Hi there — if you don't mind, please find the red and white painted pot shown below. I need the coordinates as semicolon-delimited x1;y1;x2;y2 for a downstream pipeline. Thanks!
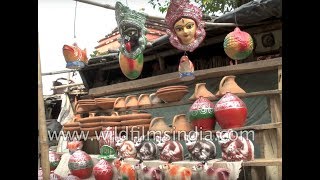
93;159;114;180
189;96;215;130
68;150;93;179
38;168;62;180
49;149;61;171
214;92;247;129
63;174;81;180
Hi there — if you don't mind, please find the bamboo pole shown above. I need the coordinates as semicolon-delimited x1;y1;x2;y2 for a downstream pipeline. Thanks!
38;40;50;179
74;0;237;27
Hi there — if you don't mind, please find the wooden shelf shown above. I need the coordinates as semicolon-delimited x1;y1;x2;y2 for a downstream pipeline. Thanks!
89;58;282;97
76;89;282;114
119;158;282;168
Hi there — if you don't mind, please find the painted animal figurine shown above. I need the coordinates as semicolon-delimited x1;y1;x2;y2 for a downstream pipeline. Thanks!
185;132;216;161
134;159;163;180
134;135;159;160
192;161;230;180
216;131;254;161
114;157;136;180
159;159;192;180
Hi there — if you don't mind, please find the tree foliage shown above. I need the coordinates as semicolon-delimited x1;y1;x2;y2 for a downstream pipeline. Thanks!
148;0;246;16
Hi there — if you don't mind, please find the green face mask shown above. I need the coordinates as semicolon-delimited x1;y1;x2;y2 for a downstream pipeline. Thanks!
115;2;147;59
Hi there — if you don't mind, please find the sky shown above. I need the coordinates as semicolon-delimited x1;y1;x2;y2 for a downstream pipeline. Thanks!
38;0;165;95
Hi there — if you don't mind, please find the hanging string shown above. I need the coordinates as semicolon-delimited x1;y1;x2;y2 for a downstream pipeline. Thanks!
73;1;78;39
184;51;188;56
234;0;238;26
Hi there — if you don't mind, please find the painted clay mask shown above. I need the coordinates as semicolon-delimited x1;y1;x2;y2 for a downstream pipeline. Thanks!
165;0;205;52
174;18;197;45
115;1;147;59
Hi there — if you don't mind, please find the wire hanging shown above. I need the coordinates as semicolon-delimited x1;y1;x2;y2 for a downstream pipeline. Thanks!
73;1;78;40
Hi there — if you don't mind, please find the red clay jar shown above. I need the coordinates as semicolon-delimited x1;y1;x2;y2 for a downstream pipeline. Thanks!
214;92;247;129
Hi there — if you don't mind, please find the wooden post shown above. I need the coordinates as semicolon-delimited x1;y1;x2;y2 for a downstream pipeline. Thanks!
38;41;50;179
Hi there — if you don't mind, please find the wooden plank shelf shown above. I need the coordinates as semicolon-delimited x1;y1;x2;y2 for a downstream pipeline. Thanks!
119;158;282;168
89;58;282;97
211;122;282;133
76;89;282;114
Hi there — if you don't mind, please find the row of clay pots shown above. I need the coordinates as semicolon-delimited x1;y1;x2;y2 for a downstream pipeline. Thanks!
188;75;246;100
148;114;192;133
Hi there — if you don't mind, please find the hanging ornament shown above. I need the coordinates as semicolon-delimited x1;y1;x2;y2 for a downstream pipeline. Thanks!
62;43;88;69
223;27;254;60
119;52;144;79
165;0;205;52
115;1;147;59
178;55;194;81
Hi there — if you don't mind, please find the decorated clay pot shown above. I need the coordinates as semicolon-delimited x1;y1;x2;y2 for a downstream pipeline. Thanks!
214;92;247;129
118;140;137;159
93;159;114;180
178;55;194;81
136;140;159;160
189;97;215;130
99;127;117;150
67;138;83;154
68;150;93;179
49;149;61;171
217;132;254;161
38;168;62;180
63;174;81;180
185;132;216;161
224;27;254;60
119;52;144;80
159;140;184;162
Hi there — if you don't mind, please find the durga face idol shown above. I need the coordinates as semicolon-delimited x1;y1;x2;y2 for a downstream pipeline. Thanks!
174;18;197;45
165;0;206;52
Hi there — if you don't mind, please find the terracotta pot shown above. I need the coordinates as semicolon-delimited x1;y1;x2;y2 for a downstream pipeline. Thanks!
49;149;61;171
188;96;216;131
125;95;138;108
157;85;188;92
214;92;247;129
99;127;117;149
93;159;114;180
159;141;184;161
156;89;189;103
67;138;83;154
68;150;93;179
189;83;215;100
114;97;126;109
120;113;152;120
149;93;163;104
172;114;192;132
149;117;172;133
216;75;246;96
120;119;151;126
138;94;151;106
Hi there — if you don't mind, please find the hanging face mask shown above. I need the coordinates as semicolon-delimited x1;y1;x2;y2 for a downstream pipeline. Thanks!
165;0;206;52
115;1;147;59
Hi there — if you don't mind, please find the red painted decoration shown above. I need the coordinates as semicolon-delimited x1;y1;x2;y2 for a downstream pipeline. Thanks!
68;150;93;179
